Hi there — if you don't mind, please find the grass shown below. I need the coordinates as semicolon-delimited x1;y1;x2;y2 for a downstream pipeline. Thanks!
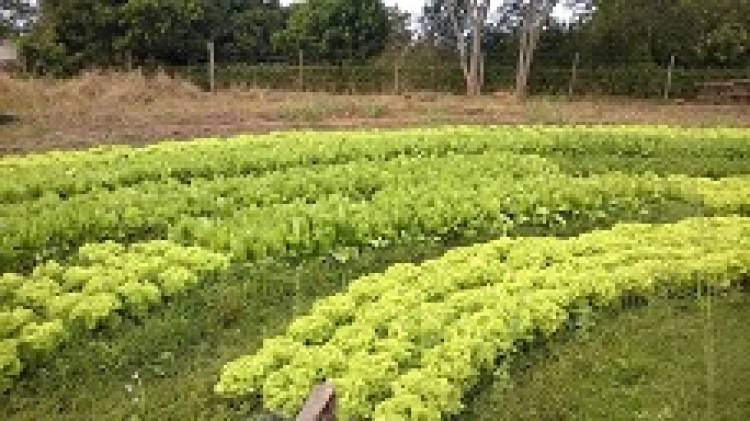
460;289;750;421
275;99;389;122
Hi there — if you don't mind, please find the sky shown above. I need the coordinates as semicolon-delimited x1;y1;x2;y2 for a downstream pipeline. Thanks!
22;0;571;19
281;1;574;23
384;0;430;16
21;0;571;23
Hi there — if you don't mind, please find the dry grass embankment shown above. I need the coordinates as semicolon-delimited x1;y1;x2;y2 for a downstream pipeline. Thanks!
1;70;749;155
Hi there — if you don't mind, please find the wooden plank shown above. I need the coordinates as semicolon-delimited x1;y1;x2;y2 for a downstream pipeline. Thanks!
696;77;750;104
700;81;734;88
297;382;336;421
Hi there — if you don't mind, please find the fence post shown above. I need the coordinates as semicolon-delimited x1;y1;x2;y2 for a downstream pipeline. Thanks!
349;65;355;95
664;54;675;100
479;53;485;94
568;52;580;98
126;51;133;72
207;41;215;93
394;59;400;95
298;49;304;92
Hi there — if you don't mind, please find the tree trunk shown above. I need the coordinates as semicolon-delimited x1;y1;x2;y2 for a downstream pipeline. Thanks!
516;29;528;99
515;3;534;99
449;0;488;97
449;0;470;95
470;1;482;96
516;0;544;100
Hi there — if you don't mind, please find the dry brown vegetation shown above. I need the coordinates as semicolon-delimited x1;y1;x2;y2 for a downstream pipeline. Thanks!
1;70;749;156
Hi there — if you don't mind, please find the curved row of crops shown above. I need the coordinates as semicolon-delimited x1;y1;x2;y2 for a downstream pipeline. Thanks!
0;151;554;272
215;217;750;419
2;126;749;204
4;145;750;274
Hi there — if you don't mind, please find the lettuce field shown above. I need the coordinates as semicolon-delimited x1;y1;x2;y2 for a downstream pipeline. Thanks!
1;126;749;420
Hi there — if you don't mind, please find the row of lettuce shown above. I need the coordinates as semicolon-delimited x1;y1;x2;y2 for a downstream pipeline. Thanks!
2;126;749;204
3;147;750;274
0;151;553;272
0;241;229;391
214;217;750;419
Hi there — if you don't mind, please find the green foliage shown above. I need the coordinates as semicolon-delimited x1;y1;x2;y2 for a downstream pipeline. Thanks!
579;0;750;67
273;0;389;63
216;217;750;418
18;320;66;353
213;0;288;63
698;22;750;65
18;0;124;75
0;308;35;338
18;0;288;75
120;0;206;65
0;339;22;392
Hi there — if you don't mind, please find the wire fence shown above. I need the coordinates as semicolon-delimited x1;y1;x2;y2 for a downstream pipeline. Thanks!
167;49;750;100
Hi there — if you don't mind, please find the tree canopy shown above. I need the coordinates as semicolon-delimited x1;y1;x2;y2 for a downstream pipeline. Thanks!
272;0;390;63
19;0;290;74
12;0;750;76
580;0;750;67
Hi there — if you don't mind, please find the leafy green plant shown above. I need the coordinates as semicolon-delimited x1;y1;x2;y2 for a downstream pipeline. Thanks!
0;241;229;389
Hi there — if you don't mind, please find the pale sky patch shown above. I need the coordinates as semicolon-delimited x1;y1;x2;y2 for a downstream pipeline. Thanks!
280;1;573;22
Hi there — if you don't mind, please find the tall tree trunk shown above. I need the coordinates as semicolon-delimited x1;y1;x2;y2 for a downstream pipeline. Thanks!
449;0;471;95
449;0;488;96
516;0;548;100
516;28;528;99
516;1;537;99
470;1;482;96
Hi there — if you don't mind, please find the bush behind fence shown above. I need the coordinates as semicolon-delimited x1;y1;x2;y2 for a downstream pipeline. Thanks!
174;62;750;99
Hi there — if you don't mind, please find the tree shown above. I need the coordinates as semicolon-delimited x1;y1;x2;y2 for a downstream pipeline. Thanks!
691;0;750;66
441;0;490;96
19;0;290;74
224;0;288;62
273;0;390;63
120;0;206;65
420;0;460;48
19;0;126;74
579;0;750;67
1;0;39;37
426;0;587;96
384;5;412;51
198;0;287;63
512;0;555;99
